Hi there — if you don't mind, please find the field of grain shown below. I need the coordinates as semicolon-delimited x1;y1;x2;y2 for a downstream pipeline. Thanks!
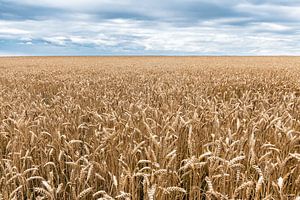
0;57;300;199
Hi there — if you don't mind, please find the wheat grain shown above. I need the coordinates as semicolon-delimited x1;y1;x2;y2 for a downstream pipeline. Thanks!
1;57;299;200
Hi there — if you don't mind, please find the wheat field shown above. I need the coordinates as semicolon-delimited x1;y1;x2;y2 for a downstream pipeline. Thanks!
0;56;300;200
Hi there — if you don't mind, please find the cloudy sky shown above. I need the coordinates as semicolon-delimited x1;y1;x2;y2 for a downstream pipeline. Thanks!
0;0;300;55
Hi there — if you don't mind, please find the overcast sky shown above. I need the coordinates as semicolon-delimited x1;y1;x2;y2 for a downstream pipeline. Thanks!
0;0;300;55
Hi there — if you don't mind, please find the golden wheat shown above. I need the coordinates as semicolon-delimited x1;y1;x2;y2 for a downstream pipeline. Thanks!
0;56;299;199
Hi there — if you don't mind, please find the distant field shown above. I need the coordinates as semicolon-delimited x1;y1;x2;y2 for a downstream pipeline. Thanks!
0;57;300;199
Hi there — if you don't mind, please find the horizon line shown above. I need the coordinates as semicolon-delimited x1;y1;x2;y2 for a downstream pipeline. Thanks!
1;55;300;58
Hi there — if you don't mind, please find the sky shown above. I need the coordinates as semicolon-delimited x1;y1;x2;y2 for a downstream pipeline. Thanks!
0;0;300;56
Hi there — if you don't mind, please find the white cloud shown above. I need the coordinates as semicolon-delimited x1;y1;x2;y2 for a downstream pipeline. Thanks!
69;35;118;46
1;0;300;55
43;36;68;46
2;17;299;55
0;27;30;35
256;22;292;32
